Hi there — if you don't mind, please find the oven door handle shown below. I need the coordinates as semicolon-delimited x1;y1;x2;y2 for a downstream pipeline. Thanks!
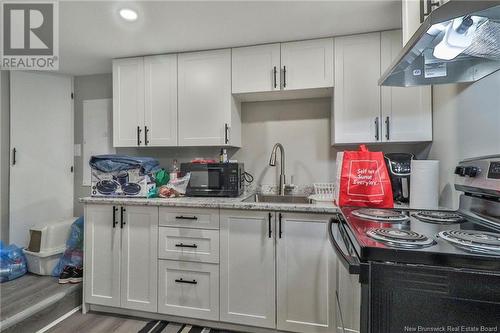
328;216;361;275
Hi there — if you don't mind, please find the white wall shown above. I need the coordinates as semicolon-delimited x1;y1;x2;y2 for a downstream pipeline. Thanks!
429;72;500;209
234;98;335;185
0;71;10;243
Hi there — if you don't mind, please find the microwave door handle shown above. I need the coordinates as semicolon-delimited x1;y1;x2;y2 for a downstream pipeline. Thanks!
328;217;360;275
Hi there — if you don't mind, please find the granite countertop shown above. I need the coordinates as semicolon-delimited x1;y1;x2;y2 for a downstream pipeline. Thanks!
79;192;340;214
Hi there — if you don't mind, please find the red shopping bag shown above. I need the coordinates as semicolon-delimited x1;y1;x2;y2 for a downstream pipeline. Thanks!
334;145;394;208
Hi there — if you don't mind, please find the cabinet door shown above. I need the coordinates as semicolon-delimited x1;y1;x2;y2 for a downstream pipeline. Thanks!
220;210;276;328
144;55;178;146
232;43;281;94
113;58;145;147
281;38;334;90
84;204;121;307
178;49;232;146
120;206;158;312
333;33;381;144
381;30;432;143
276;213;335;333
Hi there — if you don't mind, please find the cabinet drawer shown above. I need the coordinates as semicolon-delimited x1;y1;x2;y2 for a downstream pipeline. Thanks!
158;260;219;321
158;227;219;263
159;207;219;229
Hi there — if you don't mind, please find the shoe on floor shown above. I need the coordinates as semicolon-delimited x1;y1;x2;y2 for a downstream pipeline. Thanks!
69;267;83;284
58;266;74;284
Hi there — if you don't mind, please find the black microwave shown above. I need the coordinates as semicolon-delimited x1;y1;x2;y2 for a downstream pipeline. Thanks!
180;163;244;197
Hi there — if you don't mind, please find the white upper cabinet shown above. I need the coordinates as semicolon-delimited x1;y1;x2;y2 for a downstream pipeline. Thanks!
113;55;178;147
332;30;432;145
281;38;334;90
333;32;382;145
178;49;241;147
113;57;145;147
380;30;432;143
232;43;281;94
231;39;333;101
144;55;178;146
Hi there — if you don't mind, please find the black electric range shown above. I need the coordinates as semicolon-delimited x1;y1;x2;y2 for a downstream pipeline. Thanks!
338;204;500;271
329;155;500;333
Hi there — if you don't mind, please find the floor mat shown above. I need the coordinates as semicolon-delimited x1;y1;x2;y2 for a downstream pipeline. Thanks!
138;320;234;333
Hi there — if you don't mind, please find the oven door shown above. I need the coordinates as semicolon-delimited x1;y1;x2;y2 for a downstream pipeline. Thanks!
329;215;369;333
188;166;223;194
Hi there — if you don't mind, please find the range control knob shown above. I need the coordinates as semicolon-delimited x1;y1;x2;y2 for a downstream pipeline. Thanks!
454;166;466;177
464;166;479;177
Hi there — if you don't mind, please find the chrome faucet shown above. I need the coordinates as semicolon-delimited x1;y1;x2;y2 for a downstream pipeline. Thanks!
269;143;287;195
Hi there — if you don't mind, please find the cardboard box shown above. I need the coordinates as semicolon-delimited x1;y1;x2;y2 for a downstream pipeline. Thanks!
90;168;155;197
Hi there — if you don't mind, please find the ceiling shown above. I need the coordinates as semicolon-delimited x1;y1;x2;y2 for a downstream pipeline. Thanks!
59;1;402;75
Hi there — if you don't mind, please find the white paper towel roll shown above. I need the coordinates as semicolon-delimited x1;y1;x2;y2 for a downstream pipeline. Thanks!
410;160;440;209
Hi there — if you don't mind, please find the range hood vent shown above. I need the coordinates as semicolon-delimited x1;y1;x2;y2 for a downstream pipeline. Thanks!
380;1;500;87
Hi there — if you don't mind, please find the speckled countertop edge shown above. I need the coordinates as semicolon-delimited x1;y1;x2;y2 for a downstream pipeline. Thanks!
79;191;340;214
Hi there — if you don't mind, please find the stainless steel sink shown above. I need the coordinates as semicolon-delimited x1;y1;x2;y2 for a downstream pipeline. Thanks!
243;193;312;204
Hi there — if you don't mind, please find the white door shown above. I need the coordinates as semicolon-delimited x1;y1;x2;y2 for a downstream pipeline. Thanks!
178;49;232;146
276;213;335;333
113;57;145;147
381;30;432;143
84;204;121;307
232;43;281;94
9;71;74;247
333;33;381;144
120;205;158;312
144;55;178;146
220;210;276;328
281;38;334;90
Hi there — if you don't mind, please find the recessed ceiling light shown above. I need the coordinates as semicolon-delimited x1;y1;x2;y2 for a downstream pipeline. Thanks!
119;8;138;21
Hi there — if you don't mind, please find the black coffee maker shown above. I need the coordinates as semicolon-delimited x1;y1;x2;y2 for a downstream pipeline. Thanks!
384;153;414;203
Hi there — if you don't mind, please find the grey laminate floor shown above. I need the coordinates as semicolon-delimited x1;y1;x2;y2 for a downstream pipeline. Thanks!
47;311;150;333
0;273;80;322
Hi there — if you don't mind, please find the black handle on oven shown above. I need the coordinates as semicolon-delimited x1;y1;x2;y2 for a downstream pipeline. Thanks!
328;215;360;275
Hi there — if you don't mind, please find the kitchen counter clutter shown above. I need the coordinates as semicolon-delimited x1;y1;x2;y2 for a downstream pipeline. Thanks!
80;191;339;214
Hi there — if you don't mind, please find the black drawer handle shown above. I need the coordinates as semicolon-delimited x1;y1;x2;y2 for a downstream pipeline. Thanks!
175;243;198;248
175;278;197;285
175;215;198;220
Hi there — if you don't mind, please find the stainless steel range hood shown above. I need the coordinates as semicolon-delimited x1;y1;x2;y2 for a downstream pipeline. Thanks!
380;1;500;87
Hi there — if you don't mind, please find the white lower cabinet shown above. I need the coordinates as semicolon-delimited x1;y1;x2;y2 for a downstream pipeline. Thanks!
120;206;158;312
158;227;219;263
220;210;336;333
84;204;158;312
84;205;158;312
84;204;121;307
219;210;276;328
158;260;219;321
277;213;336;333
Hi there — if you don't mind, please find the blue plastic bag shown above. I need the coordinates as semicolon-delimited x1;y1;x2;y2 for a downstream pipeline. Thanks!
52;216;84;277
0;241;28;283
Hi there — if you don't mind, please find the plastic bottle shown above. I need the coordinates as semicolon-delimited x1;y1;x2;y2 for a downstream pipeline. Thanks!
222;149;228;163
170;159;179;180
219;149;224;163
